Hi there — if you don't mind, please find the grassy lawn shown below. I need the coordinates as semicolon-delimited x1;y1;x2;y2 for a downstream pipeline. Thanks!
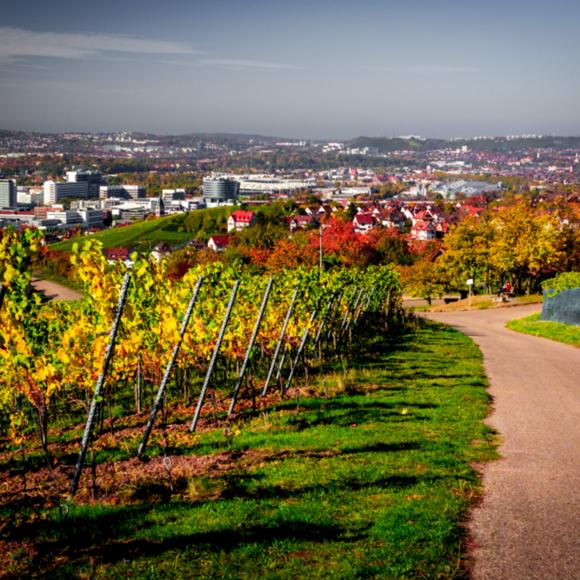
1;320;497;578
507;313;580;347
49;215;191;252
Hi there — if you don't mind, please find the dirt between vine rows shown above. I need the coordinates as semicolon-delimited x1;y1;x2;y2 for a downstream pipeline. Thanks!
0;399;340;577
0;384;338;511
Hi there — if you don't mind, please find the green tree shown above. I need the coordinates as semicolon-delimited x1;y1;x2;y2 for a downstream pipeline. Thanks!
439;216;495;292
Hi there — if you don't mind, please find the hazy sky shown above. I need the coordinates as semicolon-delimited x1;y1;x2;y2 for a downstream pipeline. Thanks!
1;0;579;138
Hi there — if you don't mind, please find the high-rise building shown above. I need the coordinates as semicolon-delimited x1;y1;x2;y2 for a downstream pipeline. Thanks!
0;179;17;209
66;169;104;198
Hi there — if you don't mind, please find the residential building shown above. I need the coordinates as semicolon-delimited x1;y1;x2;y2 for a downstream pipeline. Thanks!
289;214;318;231
227;210;256;232
411;220;437;240
207;235;232;252
353;213;376;233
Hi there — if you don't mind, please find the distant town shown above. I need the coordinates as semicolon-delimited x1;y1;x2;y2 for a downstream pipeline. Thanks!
0;130;578;262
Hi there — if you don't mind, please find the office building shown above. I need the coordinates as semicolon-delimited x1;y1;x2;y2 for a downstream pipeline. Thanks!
0;179;17;209
202;177;239;204
99;184;146;200
43;180;90;205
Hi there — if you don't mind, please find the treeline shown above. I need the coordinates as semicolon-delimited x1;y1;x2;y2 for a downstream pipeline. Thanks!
402;199;579;299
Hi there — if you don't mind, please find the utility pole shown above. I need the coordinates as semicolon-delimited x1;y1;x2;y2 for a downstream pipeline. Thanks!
319;224;323;280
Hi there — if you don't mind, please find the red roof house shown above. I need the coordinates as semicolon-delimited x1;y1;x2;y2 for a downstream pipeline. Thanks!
207;235;232;252
227;210;256;232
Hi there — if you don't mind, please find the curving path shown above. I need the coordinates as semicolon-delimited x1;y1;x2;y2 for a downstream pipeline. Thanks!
424;305;580;580
31;278;81;301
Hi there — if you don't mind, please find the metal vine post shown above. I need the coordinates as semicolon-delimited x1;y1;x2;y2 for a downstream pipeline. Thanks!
190;280;240;432
274;349;287;386
354;286;376;325
137;277;204;458
262;283;300;397
342;287;365;338
339;287;359;334
228;277;273;417
136;352;142;414
261;283;300;397
284;309;317;394
320;289;343;350
70;272;131;498
312;293;336;350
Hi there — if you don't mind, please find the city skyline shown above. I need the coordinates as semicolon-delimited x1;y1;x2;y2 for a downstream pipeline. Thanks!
1;0;579;139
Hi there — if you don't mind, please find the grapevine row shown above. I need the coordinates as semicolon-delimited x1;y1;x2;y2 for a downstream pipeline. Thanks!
0;227;402;498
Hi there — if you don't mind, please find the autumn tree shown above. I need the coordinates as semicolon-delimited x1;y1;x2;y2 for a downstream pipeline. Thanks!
488;202;565;293
438;215;495;292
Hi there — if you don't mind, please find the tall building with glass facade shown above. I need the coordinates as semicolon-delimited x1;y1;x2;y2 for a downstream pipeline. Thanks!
0;179;17;209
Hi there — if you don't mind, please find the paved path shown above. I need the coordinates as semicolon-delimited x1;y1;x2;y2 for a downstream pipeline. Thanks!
424;305;580;580
31;278;81;301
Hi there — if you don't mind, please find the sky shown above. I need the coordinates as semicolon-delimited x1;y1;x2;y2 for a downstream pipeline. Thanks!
0;0;579;139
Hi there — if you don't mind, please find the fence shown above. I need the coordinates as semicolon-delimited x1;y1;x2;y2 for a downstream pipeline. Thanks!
541;288;580;326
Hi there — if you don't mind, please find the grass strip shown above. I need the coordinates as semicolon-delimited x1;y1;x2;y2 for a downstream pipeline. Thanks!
49;215;186;252
506;313;580;347
2;319;497;578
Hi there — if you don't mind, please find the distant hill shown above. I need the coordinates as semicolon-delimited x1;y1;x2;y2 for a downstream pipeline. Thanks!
2;129;580;153
346;135;580;153
157;132;283;148
346;137;443;152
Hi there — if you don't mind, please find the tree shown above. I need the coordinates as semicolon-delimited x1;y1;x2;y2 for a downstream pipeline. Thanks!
346;202;358;220
398;258;446;304
439;215;494;292
488;202;565;293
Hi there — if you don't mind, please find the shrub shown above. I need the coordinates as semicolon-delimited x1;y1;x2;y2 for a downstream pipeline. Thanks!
542;272;580;297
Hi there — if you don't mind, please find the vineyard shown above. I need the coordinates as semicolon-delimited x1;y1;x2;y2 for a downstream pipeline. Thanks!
0;226;401;503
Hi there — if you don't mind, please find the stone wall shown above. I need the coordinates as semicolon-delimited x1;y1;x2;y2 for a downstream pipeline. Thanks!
541;288;580;326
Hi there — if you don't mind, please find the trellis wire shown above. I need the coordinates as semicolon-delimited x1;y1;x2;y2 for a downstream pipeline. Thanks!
190;280;240;432
138;277;204;458
70;271;131;497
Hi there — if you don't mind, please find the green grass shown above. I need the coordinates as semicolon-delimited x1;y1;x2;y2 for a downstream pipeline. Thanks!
507;313;580;347
49;215;191;252
2;320;497;578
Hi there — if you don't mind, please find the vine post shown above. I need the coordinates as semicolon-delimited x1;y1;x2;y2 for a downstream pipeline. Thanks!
190;280;240;432
261;283;300;397
228;277;273;417
138;277;204;458
70;271;131;498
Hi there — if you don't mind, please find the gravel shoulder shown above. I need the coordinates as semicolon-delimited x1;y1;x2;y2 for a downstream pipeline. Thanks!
423;304;580;579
